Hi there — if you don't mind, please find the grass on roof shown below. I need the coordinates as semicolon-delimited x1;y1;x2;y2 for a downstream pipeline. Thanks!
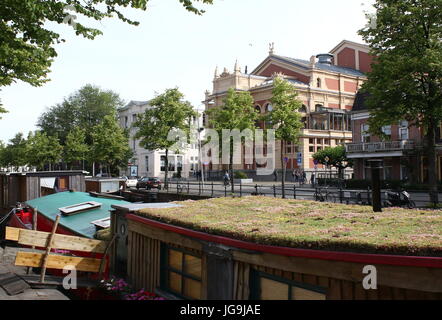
136;196;442;257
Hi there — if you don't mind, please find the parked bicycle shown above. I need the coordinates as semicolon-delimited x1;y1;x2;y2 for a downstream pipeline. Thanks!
314;187;337;203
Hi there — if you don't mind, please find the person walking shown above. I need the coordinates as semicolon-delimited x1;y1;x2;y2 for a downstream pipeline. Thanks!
273;170;278;182
223;171;230;186
292;169;296;183
302;171;307;185
310;172;316;187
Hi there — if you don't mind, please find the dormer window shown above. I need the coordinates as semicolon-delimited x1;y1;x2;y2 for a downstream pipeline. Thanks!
317;78;321;88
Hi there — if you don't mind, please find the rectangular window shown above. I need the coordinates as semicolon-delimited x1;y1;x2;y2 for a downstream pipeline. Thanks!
168;156;176;172
317;138;323;145
383;158;393;180
361;124;370;143
132;114;137;123
309;146;314;153
160;156;166;172
161;245;202;300
145;156;149;172
309;138;315;145
317;146;322;152
324;139;330;145
251;271;326;300
399;120;409;140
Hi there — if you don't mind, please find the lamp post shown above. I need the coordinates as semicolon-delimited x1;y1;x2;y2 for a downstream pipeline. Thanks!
325;156;329;186
368;159;383;212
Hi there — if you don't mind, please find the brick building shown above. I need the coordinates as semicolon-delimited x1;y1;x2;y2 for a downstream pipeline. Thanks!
346;92;438;184
204;40;372;177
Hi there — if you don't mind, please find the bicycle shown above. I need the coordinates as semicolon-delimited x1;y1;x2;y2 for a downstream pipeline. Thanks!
315;187;337;203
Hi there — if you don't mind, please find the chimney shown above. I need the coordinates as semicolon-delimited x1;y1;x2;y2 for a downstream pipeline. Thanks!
316;53;333;65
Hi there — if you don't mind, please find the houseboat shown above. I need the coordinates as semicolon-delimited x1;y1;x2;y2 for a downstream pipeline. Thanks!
109;197;442;300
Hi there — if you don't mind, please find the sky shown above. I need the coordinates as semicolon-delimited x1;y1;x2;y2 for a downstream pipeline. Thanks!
0;0;375;143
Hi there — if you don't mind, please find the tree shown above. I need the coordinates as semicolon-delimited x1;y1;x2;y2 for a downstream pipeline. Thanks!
312;145;353;180
0;133;29;171
90;115;132;176
64;127;89;169
38;84;123;145
359;0;442;204
266;76;303;198
134;88;196;188
0;0;214;88
26;131;63;170
207;88;258;193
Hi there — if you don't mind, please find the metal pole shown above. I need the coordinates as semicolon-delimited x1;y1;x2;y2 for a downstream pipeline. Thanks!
293;185;296;199
273;184;276;198
240;180;242;197
369;160;383;212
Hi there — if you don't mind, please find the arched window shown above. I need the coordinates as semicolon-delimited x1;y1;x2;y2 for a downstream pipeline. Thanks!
255;105;261;114
300;104;307;113
265;103;273;112
317;78;321;88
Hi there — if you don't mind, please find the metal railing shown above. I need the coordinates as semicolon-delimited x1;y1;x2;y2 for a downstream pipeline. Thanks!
134;179;440;208
345;140;415;153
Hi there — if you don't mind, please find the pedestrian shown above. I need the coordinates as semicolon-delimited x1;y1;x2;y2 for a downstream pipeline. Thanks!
302;171;307;185
295;170;300;184
292;169;296;183
223;171;230;186
310;172;316;186
273;170;278;182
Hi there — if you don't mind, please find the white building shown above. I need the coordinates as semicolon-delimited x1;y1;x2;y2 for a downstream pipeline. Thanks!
118;100;204;179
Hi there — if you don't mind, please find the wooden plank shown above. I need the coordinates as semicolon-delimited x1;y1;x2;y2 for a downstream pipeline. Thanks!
5;227;20;241
128;220;202;252
232;250;442;293
15;251;102;273
11;227;107;253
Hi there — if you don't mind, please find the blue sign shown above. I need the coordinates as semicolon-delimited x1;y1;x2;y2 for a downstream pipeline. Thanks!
313;159;319;165
297;152;302;164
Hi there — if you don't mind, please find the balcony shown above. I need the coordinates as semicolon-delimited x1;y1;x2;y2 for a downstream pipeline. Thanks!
345;140;415;154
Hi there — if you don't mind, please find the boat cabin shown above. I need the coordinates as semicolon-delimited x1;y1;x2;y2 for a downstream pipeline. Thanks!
0;171;87;209
109;197;442;300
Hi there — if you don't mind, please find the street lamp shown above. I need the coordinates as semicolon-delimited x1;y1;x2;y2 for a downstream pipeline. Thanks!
325;156;330;186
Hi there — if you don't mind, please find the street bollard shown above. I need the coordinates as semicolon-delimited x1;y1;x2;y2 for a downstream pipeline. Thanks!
293;185;296;199
211;181;214;197
273;185;276;198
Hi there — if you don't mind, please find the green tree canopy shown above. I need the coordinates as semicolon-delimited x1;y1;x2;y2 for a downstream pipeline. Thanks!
38;84;124;145
359;0;442;203
90;115;133;175
26;131;63;170
207;88;258;191
0;0;214;88
0;133;29;170
134;88;196;187
64;127;89;169
266;76;303;197
312;145;353;179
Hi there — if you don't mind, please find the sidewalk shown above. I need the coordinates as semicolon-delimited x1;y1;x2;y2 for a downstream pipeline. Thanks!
0;246;69;300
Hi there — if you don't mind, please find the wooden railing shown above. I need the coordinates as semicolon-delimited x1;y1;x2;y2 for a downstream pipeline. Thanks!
345;140;415;153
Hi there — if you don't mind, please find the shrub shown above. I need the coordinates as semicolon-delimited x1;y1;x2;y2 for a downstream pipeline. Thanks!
234;171;248;179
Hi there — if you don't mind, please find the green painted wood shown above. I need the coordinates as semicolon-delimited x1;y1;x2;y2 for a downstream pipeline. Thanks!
26;192;130;238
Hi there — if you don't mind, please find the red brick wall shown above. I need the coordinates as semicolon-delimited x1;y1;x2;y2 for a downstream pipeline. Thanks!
337;48;356;69
358;51;373;73
344;81;357;93
325;78;339;91
259;64;310;84
328;103;340;109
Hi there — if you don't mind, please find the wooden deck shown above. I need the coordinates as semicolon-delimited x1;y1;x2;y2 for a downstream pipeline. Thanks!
0;246;69;300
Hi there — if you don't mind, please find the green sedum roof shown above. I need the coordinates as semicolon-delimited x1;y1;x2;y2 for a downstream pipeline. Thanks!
136;196;442;256
26;191;129;238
